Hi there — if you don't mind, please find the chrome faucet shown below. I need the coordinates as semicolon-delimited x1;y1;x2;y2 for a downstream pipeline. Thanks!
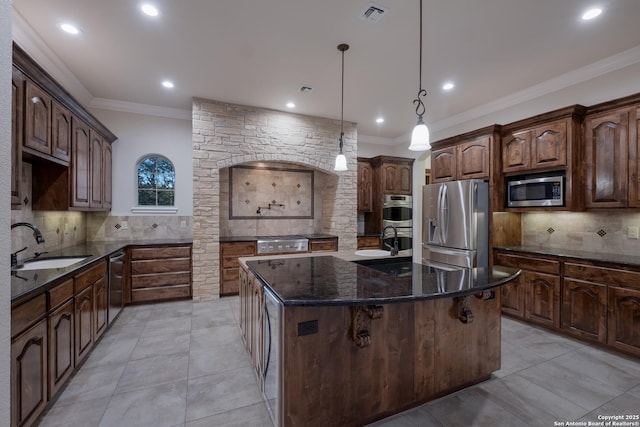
11;222;45;268
381;225;399;256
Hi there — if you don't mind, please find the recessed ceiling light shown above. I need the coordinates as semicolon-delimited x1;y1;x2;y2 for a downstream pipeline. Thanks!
442;82;455;91
286;102;296;108
582;7;602;20
59;23;80;35
161;80;174;89
141;3;159;17
376;117;384;124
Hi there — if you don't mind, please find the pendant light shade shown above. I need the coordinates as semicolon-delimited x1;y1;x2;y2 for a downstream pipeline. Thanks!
409;0;431;151
334;43;349;171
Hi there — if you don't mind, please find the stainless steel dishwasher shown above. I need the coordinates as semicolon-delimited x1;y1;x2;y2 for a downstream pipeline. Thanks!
108;250;125;324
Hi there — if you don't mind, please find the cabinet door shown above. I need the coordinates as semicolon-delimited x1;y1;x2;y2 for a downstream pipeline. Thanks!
584;109;630;208
630;106;640;207
11;67;25;209
24;80;52;156
11;319;48;427
74;285;94;364
90;130;104;208
457;137;490;180
382;163;399;193
94;276;108;340
51;101;72;163
357;160;373;212
102;142;113;210
71;118;91;208
397;164;412;193
501;272;525;318
502;130;531;173
561;278;607;343
608;286;640;357
48;299;74;398
531;121;567;170
524;271;560;328
431;147;456;182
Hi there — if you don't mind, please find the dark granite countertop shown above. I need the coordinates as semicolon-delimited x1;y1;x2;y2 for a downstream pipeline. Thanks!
220;234;337;242
494;245;640;268
11;239;192;304
246;256;520;307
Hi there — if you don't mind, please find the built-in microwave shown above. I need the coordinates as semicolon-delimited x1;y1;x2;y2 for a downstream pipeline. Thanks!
507;175;564;207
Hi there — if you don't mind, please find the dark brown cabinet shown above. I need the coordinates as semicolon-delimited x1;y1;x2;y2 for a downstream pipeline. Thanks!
11;67;25;209
47;279;74;399
494;251;560;328
89;130;104;208
74;261;107;364
357;159;373;212
357;235;381;249
238;264;264;391
24;80;53;158
562;278;607;343
308;237;338;252
103;142;113;210
129;245;193;303
608;286;640;357
502;120;568;174
51;101;72;163
11;319;48;427
583;107;633;208
94;276;108;340
71;118;91;208
431;135;491;183
74;285;94;364
220;242;257;296
378;160;412;194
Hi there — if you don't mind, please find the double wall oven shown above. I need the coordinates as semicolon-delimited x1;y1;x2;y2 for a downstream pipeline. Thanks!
382;194;413;255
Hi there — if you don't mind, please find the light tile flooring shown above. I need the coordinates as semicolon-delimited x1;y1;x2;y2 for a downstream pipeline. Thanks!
38;298;640;427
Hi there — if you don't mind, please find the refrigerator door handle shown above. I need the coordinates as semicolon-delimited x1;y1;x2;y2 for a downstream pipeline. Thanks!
439;184;449;244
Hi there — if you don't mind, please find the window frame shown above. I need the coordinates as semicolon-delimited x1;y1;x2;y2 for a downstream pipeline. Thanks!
132;154;178;214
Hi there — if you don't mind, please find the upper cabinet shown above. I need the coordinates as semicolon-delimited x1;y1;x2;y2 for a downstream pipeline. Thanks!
11;67;25;209
431;127;499;183
371;156;414;195
500;106;586;211
357;158;373;212
583;95;640;209
12;43;117;211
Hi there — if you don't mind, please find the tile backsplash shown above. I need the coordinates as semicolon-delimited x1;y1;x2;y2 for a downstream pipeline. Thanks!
522;212;640;254
86;212;192;241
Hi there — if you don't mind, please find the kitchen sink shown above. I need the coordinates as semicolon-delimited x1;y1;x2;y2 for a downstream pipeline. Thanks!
354;249;391;257
15;256;92;271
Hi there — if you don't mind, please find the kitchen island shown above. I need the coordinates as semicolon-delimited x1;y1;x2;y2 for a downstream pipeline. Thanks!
239;254;520;427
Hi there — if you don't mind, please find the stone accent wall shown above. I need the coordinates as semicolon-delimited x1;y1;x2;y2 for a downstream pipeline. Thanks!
192;98;358;301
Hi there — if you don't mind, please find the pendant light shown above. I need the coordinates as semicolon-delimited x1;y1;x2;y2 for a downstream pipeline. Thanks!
334;43;349;171
408;0;431;151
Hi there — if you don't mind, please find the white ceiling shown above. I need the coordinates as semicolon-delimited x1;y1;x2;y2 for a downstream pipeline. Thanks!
11;0;640;144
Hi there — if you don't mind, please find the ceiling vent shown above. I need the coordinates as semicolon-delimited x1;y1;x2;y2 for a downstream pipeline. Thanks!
359;2;389;23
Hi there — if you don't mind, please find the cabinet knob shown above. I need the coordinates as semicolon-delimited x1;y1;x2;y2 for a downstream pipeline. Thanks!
31;96;42;104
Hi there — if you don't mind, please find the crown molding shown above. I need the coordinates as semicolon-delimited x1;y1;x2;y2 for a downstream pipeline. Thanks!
89;98;192;121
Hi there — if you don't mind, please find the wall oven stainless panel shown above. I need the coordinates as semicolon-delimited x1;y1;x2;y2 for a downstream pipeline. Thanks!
507;175;564;207
383;194;413;224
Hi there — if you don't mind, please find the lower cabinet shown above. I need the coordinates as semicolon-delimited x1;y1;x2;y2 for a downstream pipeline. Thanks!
308;237;338;252
561;278;607;343
129;245;193;303
11;319;48;427
494;252;561;328
239;264;264;390
47;278;75;399
94;275;108;340
357;235;381;250
221;242;256;297
608;286;640;356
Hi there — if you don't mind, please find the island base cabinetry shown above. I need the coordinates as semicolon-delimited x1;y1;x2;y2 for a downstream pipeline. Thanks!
240;263;502;427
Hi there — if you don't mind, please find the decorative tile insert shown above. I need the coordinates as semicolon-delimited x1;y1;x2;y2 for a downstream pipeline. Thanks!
114;223;121;229
547;227;555;234
597;229;607;237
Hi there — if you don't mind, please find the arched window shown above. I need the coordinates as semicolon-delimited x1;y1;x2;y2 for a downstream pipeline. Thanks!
137;155;175;206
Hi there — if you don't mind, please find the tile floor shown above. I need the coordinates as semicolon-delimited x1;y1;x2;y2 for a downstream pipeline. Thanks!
38;298;640;427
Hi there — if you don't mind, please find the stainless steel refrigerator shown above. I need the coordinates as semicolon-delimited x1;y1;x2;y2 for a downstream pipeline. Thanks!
422;179;489;268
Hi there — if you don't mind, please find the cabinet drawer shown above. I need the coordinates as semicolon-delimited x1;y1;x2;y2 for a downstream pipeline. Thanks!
222;267;240;282
11;294;46;338
131;258;191;275
221;279;240;296
494;252;560;275
131;272;191;289
130;246;191;260
48;279;74;311
221;255;244;269
309;239;338;252
565;262;640;290
357;236;381;249
74;260;106;292
221;242;256;257
131;285;191;303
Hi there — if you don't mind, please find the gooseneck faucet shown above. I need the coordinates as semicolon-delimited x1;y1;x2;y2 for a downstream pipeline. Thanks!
381;225;399;256
10;222;45;268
